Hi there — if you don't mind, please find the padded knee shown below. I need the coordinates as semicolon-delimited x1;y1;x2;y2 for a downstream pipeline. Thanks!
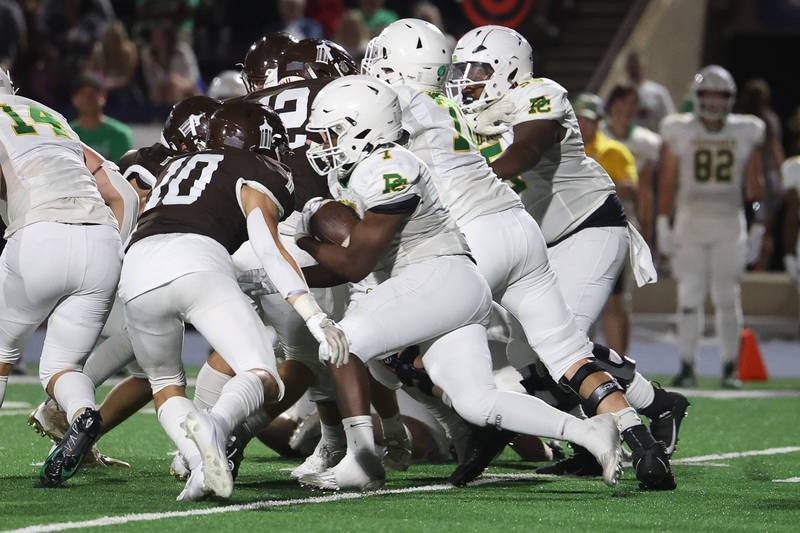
518;361;581;412
592;343;636;388
558;360;624;417
446;387;496;428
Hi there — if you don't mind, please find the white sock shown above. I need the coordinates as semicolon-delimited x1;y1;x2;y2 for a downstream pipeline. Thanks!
614;406;644;432
320;421;346;450
83;334;135;387
53;371;96;423
210;371;264;437
158;396;201;469
193;363;232;411
342;415;376;455
380;413;404;438
625;372;656;410
0;375;7;408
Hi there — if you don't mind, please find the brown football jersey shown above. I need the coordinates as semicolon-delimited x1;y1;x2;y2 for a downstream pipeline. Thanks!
129;147;295;254
118;143;178;188
239;77;332;210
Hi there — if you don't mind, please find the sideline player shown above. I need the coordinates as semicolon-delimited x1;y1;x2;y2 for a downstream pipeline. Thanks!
657;65;765;388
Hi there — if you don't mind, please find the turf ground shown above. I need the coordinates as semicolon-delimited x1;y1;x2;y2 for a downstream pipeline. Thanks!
2;379;800;532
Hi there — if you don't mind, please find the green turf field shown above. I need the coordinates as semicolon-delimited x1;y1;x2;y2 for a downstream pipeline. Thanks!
2;379;800;532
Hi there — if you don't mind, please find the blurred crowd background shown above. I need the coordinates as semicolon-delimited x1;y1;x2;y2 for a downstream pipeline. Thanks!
2;0;800;275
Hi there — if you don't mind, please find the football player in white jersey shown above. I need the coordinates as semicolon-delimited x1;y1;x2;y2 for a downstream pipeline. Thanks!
0;69;138;486
447;26;686;489
657;65;765;388
295;75;623;491
781;156;800;284
362;18;673;489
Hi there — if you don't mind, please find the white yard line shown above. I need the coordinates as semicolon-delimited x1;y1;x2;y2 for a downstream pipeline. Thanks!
4;446;800;533
773;477;800;483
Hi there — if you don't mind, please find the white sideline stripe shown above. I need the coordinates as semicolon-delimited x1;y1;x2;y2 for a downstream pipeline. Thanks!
8;376;199;387
0;410;30;417
773;477;800;483
0;401;32;409
5;446;800;533
671;446;800;464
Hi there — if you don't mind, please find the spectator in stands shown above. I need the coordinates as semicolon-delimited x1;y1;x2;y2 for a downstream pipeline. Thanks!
574;93;639;355
625;51;675;132
0;0;27;70
135;0;199;43
334;9;370;62
359;0;398;36
278;0;323;40
308;0;345;38
603;84;662;244
412;1;456;49
70;73;133;162
140;22;200;108
87;22;138;91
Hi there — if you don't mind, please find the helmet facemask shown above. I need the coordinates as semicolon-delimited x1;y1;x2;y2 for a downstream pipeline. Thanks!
306;119;358;178
446;62;496;113
695;90;734;122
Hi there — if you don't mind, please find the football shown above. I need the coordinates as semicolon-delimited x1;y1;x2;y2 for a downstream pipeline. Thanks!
310;200;360;246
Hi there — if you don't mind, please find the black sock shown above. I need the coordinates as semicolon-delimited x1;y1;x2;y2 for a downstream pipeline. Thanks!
639;387;672;419
622;423;656;452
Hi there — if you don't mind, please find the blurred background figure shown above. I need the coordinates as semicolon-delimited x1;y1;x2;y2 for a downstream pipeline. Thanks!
603;84;662;245
207;70;246;100
411;1;456;48
278;0;323;40
69;73;133;162
359;0;398;36
140;21;200;110
574;93;639;355
0;0;27;70
625;51;675;133
334;9;370;63
738;79;786;270
86;21;142;120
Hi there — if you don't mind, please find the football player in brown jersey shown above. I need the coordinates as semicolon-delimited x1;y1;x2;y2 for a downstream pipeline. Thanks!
118;101;347;501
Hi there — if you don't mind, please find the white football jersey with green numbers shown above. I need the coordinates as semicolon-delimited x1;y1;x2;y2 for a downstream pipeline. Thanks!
393;86;521;226
474;77;616;244
660;112;765;219
330;143;469;275
0;95;114;237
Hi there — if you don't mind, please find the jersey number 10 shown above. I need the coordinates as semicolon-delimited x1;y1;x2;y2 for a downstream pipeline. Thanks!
143;154;223;211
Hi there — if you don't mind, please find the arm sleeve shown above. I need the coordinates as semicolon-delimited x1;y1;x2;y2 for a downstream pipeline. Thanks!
101;160;139;242
246;207;308;299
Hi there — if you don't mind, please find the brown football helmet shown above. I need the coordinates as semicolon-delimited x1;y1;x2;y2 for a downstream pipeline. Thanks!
162;95;222;153
207;101;293;164
276;38;356;83
240;33;299;93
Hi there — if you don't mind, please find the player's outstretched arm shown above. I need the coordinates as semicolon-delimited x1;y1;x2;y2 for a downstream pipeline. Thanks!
82;143;138;241
490;119;563;179
297;209;410;283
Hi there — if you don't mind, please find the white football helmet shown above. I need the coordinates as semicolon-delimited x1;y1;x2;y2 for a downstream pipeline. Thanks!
306;75;404;178
692;65;736;122
207;70;247;100
362;18;451;91
446;25;533;113
0;68;15;96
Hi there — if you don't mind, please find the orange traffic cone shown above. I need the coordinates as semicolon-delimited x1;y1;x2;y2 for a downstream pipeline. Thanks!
738;328;768;381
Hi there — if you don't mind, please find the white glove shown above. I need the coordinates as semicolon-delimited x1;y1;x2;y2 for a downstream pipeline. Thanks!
292;292;349;367
784;255;799;284
466;98;516;136
656;215;677;257
746;223;766;265
294;197;331;243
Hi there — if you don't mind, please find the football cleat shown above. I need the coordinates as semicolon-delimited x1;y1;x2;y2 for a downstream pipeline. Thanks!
226;434;246;481
298;450;385;491
83;448;131;469
39;408;102;487
181;411;233;498
672;362;697;388
382;424;412;471
288;411;321;456
28;400;68;443
536;444;603;477
449;425;516;487
646;389;690;457
631;440;677;491
177;467;211;502
575;414;623;486
721;362;742;389
170;452;190;481
290;439;346;479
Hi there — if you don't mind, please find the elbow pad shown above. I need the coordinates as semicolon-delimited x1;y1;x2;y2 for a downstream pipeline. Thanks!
246;208;308;299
